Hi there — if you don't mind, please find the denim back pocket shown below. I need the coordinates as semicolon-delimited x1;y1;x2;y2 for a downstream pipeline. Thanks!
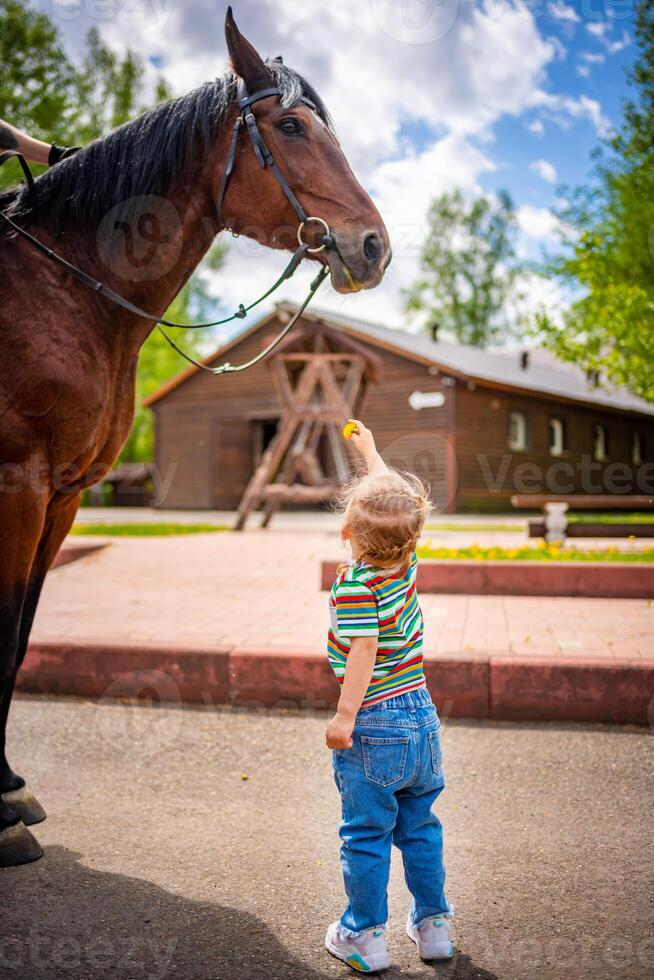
427;729;443;776
360;735;410;787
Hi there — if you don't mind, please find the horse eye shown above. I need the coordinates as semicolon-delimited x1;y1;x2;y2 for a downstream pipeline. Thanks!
278;117;304;137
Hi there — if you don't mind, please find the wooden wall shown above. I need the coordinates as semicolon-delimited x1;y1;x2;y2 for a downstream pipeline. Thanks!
153;322;282;509
151;314;653;512
455;383;654;511
151;315;457;510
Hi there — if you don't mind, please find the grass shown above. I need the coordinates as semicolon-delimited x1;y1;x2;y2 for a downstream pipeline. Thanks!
71;523;229;537
417;542;654;563
425;522;524;532
568;512;654;525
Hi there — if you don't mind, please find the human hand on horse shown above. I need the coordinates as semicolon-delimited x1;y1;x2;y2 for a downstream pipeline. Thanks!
0;119;79;167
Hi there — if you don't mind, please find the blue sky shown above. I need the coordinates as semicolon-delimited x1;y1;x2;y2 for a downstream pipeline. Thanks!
483;1;634;204
35;0;639;334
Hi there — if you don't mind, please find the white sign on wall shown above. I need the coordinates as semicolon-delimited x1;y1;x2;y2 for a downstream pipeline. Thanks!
409;390;445;411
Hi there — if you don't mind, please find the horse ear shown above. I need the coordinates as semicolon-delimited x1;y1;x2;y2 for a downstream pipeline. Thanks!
225;6;272;92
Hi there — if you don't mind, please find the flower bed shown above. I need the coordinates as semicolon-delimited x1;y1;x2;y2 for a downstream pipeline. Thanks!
416;543;654;562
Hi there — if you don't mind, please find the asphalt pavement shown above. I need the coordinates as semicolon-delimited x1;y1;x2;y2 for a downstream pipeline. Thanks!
2;695;652;980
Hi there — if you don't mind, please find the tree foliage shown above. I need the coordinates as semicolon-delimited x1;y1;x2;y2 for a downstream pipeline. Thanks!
536;0;654;401
405;188;522;347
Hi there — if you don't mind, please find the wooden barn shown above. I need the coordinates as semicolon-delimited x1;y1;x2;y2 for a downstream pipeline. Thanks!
144;302;654;513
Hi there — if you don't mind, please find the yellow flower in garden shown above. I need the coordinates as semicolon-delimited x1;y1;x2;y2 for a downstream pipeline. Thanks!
342;420;358;440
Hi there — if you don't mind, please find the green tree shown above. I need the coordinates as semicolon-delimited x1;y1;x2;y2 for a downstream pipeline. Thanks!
536;0;654;401
0;0;76;188
74;27;171;141
405;188;522;347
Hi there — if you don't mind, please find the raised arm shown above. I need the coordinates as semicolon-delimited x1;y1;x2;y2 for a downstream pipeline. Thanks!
347;419;388;477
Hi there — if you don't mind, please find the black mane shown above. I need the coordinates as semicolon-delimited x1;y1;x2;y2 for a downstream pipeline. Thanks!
0;61;333;236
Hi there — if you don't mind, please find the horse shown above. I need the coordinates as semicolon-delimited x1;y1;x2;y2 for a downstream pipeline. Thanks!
0;7;390;867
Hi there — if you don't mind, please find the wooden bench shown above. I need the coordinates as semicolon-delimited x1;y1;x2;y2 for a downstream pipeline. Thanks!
511;495;654;541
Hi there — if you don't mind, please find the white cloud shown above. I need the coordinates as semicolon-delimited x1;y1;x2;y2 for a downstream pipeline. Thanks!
606;30;631;54
581;51;606;65
586;20;610;39
516;204;561;242
547;35;568;61
530;159;557;183
528;90;610;136
548;1;580;24
576;65;590;77
527;119;545;136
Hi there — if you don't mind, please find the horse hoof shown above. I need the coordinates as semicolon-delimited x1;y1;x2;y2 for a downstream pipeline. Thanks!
0;821;43;867
1;786;47;826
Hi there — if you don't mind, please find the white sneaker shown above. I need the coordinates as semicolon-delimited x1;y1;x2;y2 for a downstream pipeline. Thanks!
406;912;454;960
325;921;390;973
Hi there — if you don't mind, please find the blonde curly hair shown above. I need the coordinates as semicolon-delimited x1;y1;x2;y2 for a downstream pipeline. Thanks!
336;469;432;572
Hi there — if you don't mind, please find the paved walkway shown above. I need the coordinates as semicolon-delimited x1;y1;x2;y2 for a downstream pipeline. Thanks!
34;529;653;661
3;695;653;979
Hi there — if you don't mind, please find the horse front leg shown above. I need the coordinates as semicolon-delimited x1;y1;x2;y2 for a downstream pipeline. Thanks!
0;477;49;866
0;492;81;860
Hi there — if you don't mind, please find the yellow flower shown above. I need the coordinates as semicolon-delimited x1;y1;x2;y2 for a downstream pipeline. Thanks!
342;420;358;440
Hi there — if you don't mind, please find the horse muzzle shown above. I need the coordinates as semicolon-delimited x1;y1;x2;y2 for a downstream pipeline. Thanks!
323;228;392;294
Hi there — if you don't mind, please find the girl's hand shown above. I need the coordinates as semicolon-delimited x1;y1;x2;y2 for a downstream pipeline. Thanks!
325;713;355;749
347;419;377;461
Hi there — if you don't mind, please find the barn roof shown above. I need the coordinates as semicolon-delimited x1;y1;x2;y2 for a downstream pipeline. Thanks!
145;301;654;417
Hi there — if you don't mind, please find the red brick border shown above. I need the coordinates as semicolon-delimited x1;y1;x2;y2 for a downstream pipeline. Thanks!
52;543;107;569
17;641;654;725
321;560;654;599
18;642;231;704
490;657;654;725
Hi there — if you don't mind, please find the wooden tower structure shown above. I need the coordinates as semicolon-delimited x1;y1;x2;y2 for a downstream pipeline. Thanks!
234;313;382;530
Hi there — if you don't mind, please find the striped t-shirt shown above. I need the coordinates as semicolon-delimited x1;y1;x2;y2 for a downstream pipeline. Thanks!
327;553;426;706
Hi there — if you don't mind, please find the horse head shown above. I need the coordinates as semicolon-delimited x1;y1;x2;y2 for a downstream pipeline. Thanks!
217;8;391;294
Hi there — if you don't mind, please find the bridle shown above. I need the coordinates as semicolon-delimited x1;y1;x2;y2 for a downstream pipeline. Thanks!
0;79;336;375
218;80;334;252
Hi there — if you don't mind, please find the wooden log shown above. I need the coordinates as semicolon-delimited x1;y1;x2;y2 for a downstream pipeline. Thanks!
512;494;653;511
528;519;654;539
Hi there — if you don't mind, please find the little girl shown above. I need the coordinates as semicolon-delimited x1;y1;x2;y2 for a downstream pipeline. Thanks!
324;420;453;973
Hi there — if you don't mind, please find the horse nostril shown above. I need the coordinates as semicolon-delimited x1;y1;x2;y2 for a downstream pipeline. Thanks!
363;233;383;263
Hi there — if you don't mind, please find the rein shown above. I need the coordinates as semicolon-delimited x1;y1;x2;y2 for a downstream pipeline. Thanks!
0;80;335;376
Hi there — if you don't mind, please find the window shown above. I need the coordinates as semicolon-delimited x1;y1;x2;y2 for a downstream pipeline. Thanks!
508;411;528;451
593;424;609;462
632;432;646;466
549;418;567;457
